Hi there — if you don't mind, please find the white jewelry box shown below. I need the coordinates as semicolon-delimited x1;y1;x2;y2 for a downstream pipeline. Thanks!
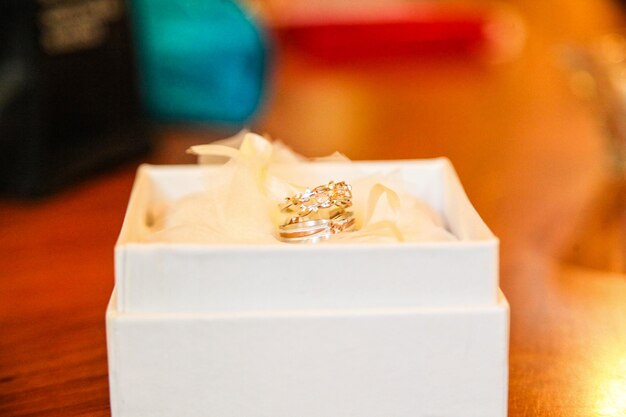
107;158;509;417
114;159;499;313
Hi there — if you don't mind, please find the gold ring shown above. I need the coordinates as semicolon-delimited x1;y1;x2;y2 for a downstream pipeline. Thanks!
278;218;331;239
280;181;352;217
329;210;356;234
278;211;355;243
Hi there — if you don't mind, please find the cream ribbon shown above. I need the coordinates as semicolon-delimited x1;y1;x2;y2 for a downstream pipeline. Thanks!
188;133;406;242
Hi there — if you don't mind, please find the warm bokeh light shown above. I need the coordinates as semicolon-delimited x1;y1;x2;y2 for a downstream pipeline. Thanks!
594;354;626;417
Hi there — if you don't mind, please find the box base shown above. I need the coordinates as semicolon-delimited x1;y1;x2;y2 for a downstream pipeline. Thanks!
107;290;509;417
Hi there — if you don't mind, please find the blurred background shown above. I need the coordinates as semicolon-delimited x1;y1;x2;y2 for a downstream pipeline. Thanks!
1;1;625;416
0;0;564;196
1;0;624;268
0;0;620;191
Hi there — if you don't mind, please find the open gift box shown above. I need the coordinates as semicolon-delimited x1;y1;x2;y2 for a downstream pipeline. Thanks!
106;158;509;417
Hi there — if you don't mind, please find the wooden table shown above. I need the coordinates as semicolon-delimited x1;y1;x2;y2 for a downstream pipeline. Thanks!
1;1;625;416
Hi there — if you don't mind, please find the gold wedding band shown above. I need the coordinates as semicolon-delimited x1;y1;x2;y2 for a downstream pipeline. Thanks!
278;218;331;239
278;211;356;243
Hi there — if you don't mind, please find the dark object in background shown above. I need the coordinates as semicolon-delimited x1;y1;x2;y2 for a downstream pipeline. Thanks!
0;0;150;198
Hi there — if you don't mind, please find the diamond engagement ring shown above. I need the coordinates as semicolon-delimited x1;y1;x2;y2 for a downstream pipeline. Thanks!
280;181;353;217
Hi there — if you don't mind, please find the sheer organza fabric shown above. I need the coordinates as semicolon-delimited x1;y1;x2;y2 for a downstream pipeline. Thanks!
145;132;456;244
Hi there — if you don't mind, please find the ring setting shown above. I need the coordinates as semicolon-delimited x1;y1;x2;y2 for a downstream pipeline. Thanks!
280;181;352;216
278;181;355;243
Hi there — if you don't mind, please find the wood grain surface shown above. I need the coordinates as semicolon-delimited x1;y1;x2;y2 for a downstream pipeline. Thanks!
1;1;625;416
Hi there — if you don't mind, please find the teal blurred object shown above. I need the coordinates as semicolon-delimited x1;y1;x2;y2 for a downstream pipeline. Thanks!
128;0;268;124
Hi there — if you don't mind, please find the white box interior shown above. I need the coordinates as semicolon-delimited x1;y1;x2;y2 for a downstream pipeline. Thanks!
115;159;499;313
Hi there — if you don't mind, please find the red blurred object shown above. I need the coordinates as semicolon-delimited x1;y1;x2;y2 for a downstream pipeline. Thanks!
271;4;523;62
